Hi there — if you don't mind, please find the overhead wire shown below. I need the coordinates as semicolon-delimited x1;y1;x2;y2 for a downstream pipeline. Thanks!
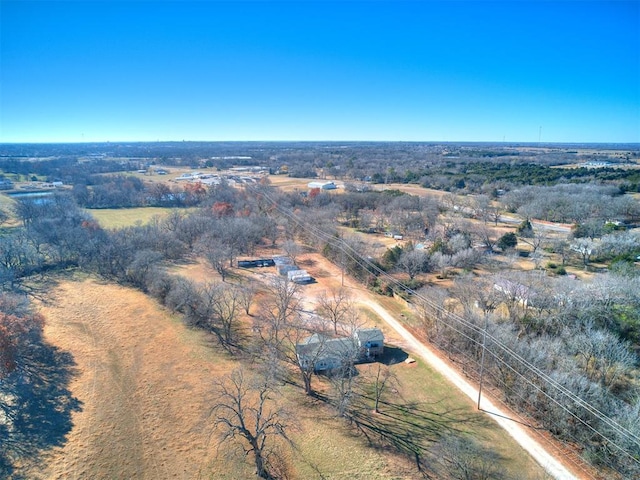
246;183;640;472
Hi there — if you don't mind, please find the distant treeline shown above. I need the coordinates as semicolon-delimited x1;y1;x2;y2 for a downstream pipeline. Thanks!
0;156;140;184
1;142;639;193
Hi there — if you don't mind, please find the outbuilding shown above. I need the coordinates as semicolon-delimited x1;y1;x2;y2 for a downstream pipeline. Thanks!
307;181;337;190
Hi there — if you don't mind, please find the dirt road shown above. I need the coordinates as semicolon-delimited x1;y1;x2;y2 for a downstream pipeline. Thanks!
302;255;582;480
359;299;579;480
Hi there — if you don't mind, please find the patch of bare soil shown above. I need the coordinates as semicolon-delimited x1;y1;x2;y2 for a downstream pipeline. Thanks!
33;279;233;480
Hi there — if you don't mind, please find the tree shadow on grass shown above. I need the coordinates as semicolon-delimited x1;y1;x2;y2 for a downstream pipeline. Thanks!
314;388;490;476
352;396;483;453
0;340;82;478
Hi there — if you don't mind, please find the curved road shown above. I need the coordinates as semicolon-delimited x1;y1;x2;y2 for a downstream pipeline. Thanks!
308;253;580;479
356;297;578;480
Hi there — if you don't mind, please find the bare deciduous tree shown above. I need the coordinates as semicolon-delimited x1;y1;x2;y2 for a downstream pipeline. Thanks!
451;274;499;318
431;252;452;278
281;239;302;265
211;369;291;479
254;277;323;395
519;225;548;261
472;222;497;252
238;281;257;315
284;324;327;396
425;434;503;480
329;348;359;417
198;235;232;281
570;326;636;388
413;286;450;341
397;249;430;281
316;287;353;334
256;276;302;348
570;238;597;269
208;283;243;348
371;364;398;414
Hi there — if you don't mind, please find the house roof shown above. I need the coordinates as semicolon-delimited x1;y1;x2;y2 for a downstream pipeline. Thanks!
296;335;356;361
355;328;384;345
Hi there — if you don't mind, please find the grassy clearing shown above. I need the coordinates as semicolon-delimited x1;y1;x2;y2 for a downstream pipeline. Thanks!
33;278;429;479
356;304;545;479
267;175;318;192
86;206;176;228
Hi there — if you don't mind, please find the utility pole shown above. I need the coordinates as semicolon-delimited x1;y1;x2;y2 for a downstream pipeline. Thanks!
341;246;345;286
477;314;489;410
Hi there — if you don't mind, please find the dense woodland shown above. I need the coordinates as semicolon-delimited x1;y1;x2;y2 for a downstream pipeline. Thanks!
0;142;639;478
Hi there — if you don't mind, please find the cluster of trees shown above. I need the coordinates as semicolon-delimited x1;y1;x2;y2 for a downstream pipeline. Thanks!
0;294;43;380
412;270;640;476
269;183;639;476
0;183;277;290
1;152;639;477
70;175;211;208
427;161;640;193
0;155;142;185
503;184;640;224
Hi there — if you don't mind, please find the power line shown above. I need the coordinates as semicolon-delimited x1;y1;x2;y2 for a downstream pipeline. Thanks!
245;183;640;475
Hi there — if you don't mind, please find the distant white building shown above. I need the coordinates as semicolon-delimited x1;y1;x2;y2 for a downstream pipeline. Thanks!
176;171;203;180
308;181;337;190
287;269;313;284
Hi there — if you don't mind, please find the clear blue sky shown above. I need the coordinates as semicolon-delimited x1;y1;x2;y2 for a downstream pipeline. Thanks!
1;1;638;143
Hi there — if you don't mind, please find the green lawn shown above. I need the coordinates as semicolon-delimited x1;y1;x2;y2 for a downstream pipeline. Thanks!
86;207;175;228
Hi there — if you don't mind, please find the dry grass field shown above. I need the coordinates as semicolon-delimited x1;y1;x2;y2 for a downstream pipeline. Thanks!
35;279;231;479
28;277;422;479
30;250;550;479
266;175;448;200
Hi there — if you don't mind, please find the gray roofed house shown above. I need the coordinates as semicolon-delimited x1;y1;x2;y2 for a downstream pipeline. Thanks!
354;328;385;359
296;328;384;373
296;334;356;372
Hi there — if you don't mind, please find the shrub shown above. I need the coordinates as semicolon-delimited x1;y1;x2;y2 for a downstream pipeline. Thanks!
517;219;533;237
497;232;518;251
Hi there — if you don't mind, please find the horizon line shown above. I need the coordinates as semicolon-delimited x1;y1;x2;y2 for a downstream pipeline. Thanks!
1;140;639;146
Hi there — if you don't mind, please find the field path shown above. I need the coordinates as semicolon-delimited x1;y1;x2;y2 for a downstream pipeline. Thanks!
35;279;230;480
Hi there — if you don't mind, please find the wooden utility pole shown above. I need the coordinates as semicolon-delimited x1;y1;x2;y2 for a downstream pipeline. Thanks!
477;315;489;410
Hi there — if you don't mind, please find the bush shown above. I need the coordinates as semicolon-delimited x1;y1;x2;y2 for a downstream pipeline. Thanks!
517;219;533;237
497;232;518;251
395;279;425;298
372;280;394;297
